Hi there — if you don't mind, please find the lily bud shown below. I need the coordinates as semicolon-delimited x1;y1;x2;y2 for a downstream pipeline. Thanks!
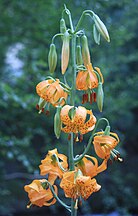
93;24;100;45
48;43;57;74
60;18;67;34
76;45;83;65
54;106;62;139
104;125;110;135
61;31;70;74
81;35;91;67
93;13;110;42
97;82;104;112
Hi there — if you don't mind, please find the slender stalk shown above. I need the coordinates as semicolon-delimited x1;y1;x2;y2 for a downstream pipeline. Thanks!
74;117;110;163
75;10;94;33
68;132;75;170
66;8;77;216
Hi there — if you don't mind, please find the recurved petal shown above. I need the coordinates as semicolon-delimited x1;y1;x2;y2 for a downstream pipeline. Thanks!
73;106;87;125
60;105;74;124
93;139;110;159
80;111;96;134
60;171;76;198
36;80;51;99
76;71;89;90
76;176;101;200
43;185;58;206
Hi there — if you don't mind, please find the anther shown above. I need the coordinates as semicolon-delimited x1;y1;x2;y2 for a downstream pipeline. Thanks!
79;134;83;142
90;93;93;104
92;92;96;102
45;110;50;115
68;133;71;140
36;104;39;110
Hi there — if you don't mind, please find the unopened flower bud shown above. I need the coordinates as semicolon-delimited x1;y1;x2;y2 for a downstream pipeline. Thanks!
97;82;104;112
81;35;91;67
93;13;110;42
54;106;62;139
48;43;57;74
93;24;100;45
76;45;83;65
104;125;110;135
60;18;67;34
61;31;70;74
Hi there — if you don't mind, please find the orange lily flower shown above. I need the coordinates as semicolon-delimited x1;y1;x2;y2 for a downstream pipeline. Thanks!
93;132;121;161
76;63;104;104
77;155;107;178
24;179;57;207
36;78;68;107
39;148;68;184
76;63;99;90
60;170;101;200
60;105;96;135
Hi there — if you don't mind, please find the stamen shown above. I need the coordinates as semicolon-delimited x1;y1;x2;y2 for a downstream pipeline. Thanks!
38;108;44;114
118;157;123;162
85;93;88;103
109;158;113;165
112;149;120;156
74;199;78;209
111;150;123;162
36;104;39;110
92;92;96;102
76;135;79;142
82;94;85;104
79;197;82;206
45;110;50;115
90;93;93;104
68;133;71;140
79;134;83;142
74;134;79;142
27;202;32;209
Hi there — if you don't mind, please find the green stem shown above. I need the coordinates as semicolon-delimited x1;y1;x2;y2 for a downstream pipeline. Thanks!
68;133;75;170
74;117;110;163
75;10;94;33
52;33;63;43
46;181;71;212
66;7;77;216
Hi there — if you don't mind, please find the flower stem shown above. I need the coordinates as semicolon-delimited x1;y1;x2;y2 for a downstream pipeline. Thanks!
66;6;77;216
75;10;94;33
74;117;110;163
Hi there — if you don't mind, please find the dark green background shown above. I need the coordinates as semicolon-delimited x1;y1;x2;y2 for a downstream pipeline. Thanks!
0;0;138;215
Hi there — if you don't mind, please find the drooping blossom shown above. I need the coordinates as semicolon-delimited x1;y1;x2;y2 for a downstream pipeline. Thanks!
93;132;122;161
76;63;104;104
39;148;68;184
77;155;107;178
24;179;57;207
60;105;96;135
36;78;68;107
60;170;101;200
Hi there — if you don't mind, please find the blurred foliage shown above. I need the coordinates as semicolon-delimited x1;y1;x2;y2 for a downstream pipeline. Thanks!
0;0;138;215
